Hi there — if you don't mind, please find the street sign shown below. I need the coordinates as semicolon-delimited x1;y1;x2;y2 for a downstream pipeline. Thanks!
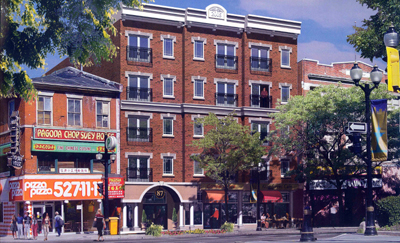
347;122;367;134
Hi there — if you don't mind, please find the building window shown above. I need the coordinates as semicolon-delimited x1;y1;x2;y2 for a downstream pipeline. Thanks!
194;160;204;176
216;44;237;69
37;96;52;125
216;81;237;106
281;159;290;177
161;35;176;59
251;47;270;71
251;122;269;145
193;118;203;137
192;37;207;61
128;75;151;101
8;100;15;128
163;118;173;136
161;75;176;98
96;101;109;128
127;157;150;182
127;117;151;142
67;99;81;126
280;85;290;103
192;76;206;100
279;46;292;68
163;157;173;175
127;34;151;63
251;83;271;108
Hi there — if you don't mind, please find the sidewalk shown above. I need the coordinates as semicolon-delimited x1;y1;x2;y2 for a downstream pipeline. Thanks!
1;227;398;242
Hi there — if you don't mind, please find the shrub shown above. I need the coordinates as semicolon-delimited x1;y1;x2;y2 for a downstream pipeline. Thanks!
172;208;178;223
142;209;147;224
376;195;400;227
220;222;234;232
145;223;163;237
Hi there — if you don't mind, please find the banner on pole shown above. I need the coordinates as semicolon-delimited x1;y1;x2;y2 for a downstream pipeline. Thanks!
371;99;388;161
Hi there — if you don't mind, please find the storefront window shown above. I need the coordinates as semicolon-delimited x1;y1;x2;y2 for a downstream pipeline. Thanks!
37;153;104;173
221;203;237;224
242;203;257;224
37;154;56;173
184;204;203;225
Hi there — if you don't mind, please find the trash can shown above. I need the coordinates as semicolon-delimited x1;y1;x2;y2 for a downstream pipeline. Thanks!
109;217;119;235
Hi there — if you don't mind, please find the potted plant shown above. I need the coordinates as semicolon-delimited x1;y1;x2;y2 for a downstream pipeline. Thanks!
172;208;178;229
141;210;148;230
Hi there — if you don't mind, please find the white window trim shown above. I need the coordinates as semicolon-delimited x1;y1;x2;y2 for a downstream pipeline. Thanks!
280;156;292;178
161;34;176;59
125;30;153;39
248;42;273;50
214;78;239;86
96;100;110;128
192;37;207;61
125;71;153;79
125;152;153;159
36;95;53;126
67;98;83;127
125;112;153;119
161;114;176;137
279;83;293;104
191;115;205;138
193;156;204;177
161;74;177;99
66;93;84;99
279;46;292;69
95;97;112;102
191;76;207;100
161;153;176;176
214;39;239;49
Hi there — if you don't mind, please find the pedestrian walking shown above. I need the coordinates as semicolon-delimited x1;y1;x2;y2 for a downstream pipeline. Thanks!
94;209;105;241
16;213;23;239
32;214;38;240
54;211;62;237
43;213;51;241
23;212;32;239
10;215;18;239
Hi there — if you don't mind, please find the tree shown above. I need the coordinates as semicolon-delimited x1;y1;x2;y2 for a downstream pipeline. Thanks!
268;84;395;225
347;0;400;62
190;112;266;223
0;0;149;101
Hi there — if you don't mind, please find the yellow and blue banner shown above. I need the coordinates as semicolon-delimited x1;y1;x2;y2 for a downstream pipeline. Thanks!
371;99;388;161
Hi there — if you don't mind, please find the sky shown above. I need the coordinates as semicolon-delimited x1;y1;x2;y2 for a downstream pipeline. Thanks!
25;0;384;78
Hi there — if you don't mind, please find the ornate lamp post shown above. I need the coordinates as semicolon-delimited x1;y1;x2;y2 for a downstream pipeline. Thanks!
350;63;382;236
255;161;265;231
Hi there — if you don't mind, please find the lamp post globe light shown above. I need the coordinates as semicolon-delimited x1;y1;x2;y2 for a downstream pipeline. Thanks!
384;24;399;48
350;62;382;236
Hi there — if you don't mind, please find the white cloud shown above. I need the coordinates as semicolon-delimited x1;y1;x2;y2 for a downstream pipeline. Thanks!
239;0;375;28
298;41;385;69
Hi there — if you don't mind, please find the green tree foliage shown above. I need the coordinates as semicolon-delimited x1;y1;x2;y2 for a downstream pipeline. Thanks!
190;112;266;223
0;0;149;100
268;84;395;224
376;195;400;227
347;0;400;62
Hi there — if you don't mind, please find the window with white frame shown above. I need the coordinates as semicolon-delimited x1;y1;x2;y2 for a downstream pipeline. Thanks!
216;80;237;106
216;43;236;69
192;76;206;99
163;157;173;175
193;118;203;137
127;156;150;181
279;46;292;68
251;122;269;144
67;99;81;126
127;33;151;62
280;159;290;177
251;46;270;71
279;83;292;103
163;118;173;136
193;160;204;176
8;100;15;128
161;35;176;59
128;116;150;142
37;96;52;125
192;37;206;61
128;75;151;101
96;100;109;128
161;74;176;98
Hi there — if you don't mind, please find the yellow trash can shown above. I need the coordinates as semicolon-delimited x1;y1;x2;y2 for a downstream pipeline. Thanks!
109;217;119;235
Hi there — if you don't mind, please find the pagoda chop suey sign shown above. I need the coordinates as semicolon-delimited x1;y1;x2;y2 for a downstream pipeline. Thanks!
34;128;116;142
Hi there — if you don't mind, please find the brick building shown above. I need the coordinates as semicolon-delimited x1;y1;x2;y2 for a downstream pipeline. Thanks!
298;59;391;227
0;67;122;235
48;3;303;231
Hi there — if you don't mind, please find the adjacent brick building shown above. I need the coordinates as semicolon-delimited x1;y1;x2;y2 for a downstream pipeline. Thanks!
48;3;303;231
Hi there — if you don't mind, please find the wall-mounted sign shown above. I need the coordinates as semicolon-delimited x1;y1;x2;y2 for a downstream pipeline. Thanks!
10;155;23;169
155;188;165;199
0;143;11;156
31;140;116;153
34;128;116;142
9;178;103;201
108;177;124;199
59;168;90;173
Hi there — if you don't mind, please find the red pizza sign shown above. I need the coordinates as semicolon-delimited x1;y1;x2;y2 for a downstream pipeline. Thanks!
34;128;116;142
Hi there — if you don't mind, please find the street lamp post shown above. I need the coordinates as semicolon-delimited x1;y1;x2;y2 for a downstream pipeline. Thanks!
95;133;117;235
350;63;382;236
255;162;264;231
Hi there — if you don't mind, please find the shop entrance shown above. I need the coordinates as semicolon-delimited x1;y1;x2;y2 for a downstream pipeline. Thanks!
143;205;167;229
32;203;54;231
204;203;221;229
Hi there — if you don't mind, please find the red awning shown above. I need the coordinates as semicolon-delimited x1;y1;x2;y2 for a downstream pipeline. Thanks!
261;191;282;203
205;191;225;203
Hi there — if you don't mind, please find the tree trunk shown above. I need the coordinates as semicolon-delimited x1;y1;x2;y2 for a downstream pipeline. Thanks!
336;184;345;226
224;185;229;224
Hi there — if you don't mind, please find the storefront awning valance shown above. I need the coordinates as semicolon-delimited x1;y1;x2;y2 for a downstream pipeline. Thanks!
205;190;225;203
261;191;282;203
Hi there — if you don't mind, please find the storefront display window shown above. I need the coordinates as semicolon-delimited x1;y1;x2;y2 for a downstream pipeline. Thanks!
242;203;257;223
37;154;56;173
185;204;203;226
37;153;106;173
